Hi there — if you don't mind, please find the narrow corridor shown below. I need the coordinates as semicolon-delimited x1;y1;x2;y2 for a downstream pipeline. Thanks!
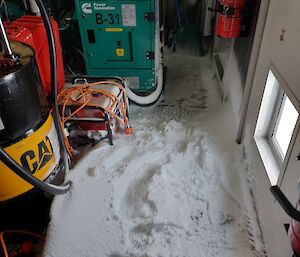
43;53;265;257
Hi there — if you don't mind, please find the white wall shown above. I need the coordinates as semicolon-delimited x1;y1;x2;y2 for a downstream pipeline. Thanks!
235;0;300;256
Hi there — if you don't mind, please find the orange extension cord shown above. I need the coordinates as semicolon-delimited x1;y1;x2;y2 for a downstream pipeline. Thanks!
0;230;44;257
57;81;133;160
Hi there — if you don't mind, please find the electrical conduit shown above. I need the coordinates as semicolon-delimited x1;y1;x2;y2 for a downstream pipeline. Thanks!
125;64;163;106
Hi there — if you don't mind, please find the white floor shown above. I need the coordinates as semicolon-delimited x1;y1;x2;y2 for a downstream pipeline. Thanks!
43;53;265;257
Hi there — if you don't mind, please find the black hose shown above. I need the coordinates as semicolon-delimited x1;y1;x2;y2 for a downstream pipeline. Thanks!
34;0;70;176
0;147;70;195
270;186;300;222
0;0;71;195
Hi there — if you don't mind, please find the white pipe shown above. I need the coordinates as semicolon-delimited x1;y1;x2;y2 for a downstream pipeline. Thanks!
125;63;163;106
29;0;41;16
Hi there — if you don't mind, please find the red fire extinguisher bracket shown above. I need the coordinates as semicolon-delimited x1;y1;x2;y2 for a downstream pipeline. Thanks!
220;0;246;9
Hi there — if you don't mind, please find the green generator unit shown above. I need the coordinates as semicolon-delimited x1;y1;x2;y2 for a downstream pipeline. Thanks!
75;0;161;93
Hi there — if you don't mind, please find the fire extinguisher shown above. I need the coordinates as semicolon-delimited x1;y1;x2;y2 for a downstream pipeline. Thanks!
270;186;300;255
214;0;246;38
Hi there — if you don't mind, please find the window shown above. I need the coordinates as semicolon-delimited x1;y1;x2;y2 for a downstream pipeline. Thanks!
254;69;299;185
269;94;299;160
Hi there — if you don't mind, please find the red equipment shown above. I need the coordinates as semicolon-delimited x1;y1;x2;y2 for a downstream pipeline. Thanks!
77;111;107;131
216;0;245;38
8;241;34;257
289;205;300;255
4;16;65;95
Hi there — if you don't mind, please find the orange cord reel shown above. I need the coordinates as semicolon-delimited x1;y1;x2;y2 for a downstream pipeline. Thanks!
57;79;133;160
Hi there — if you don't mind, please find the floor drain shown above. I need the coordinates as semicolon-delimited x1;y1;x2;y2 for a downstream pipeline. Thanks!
153;104;207;120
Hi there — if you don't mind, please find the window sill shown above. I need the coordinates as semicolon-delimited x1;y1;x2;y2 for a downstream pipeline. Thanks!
254;137;280;185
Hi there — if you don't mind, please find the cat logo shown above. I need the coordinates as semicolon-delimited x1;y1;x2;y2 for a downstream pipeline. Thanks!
20;136;54;174
82;3;92;14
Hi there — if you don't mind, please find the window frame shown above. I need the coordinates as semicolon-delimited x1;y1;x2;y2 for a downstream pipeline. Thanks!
267;90;285;162
254;65;300;185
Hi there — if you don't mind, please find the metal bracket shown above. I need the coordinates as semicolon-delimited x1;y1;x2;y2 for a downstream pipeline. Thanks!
208;3;236;16
146;51;154;60
144;12;155;22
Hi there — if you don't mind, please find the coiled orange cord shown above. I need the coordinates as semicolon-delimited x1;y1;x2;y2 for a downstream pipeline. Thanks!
57;81;133;160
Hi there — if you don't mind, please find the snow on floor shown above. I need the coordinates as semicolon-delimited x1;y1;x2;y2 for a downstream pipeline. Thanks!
43;53;265;257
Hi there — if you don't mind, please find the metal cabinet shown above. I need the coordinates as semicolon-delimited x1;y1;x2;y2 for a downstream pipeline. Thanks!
75;0;157;92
